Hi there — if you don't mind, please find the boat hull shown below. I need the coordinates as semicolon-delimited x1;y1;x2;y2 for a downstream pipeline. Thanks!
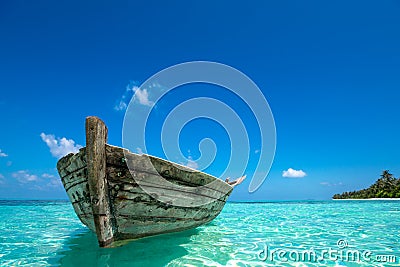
57;143;233;247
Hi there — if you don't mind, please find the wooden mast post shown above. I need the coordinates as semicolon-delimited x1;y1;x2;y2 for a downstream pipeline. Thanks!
86;116;115;247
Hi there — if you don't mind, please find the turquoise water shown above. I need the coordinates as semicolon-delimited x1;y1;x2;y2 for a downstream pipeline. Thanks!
0;200;399;266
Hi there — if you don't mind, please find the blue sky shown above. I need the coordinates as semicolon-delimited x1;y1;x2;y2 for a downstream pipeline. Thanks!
0;0;399;200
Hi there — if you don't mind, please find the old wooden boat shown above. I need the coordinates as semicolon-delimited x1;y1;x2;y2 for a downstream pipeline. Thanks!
57;116;245;247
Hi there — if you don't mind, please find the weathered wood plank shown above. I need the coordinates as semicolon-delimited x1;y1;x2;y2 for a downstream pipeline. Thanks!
57;148;87;178
110;184;226;219
105;147;233;207
107;165;230;205
86;116;115;247
117;218;215;237
105;145;232;192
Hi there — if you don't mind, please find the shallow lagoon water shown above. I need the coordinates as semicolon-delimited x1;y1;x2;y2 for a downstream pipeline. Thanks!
0;200;399;266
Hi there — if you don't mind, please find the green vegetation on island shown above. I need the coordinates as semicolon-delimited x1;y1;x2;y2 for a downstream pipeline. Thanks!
333;170;400;199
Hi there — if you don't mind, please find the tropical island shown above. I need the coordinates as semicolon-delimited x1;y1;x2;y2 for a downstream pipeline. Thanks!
333;170;400;199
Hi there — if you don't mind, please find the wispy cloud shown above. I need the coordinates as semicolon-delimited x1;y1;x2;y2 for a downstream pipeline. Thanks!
136;147;144;155
0;149;8;157
114;99;128;111
185;156;199;169
320;181;344;187
11;170;62;189
134;87;154;106
39;173;62;189
0;174;5;184
114;84;135;111
12;170;39;183
282;168;307;178
40;133;82;159
41;173;55;179
114;82;155;111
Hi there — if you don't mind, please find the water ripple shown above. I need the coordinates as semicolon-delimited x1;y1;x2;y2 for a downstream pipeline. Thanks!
0;200;399;266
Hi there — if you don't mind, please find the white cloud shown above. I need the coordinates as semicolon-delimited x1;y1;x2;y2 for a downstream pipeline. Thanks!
0;149;8;157
254;149;260;154
11;170;62;190
114;99;127;111
0;174;5;184
114;83;135;111
114;82;155;111
41;173;62;188
185;156;199;169
282;168;307;178
45;178;62;188
136;147;143;155
320;181;343;187
40;133;82;159
41;173;56;179
133;87;154;107
12;170;39;183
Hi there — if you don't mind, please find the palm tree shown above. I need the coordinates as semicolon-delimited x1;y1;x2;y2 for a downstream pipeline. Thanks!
332;170;400;199
380;170;396;192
